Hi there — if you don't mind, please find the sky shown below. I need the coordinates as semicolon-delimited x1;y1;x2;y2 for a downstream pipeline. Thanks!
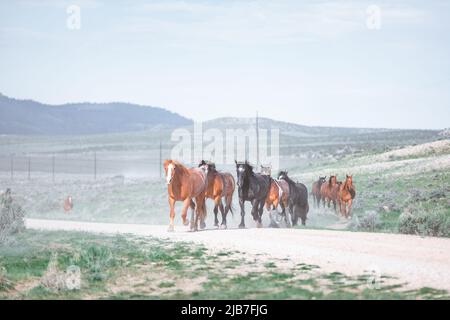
0;0;449;129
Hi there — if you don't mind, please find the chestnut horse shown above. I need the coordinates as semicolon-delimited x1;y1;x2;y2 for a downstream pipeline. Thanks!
339;175;356;218
163;160;208;232
198;160;235;229
261;165;291;227
320;175;340;212
311;176;326;208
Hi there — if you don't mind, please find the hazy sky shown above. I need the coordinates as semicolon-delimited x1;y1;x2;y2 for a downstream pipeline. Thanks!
1;0;449;129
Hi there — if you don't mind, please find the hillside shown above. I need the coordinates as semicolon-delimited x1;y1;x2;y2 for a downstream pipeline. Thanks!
0;94;192;135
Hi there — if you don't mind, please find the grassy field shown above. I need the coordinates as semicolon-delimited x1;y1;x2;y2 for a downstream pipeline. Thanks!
1;229;448;300
291;139;450;237
0;126;448;236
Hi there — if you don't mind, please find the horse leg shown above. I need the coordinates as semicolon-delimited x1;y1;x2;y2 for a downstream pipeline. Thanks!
347;199;353;219
198;197;207;230
218;200;227;229
213;203;219;228
168;197;176;232
238;198;246;229
268;199;277;228
257;200;264;228
180;198;191;227
213;195;222;227
282;202;291;228
340;200;345;218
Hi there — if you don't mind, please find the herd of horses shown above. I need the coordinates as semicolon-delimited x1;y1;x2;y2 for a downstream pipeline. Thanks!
163;159;355;232
311;175;356;218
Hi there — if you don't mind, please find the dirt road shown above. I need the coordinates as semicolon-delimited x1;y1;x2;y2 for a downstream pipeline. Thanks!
25;218;450;291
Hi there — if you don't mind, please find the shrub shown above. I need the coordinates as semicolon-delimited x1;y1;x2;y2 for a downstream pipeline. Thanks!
79;245;115;282
399;207;450;237
0;189;25;243
350;211;381;232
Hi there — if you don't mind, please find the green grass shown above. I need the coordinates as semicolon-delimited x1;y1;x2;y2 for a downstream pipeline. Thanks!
1;229;449;300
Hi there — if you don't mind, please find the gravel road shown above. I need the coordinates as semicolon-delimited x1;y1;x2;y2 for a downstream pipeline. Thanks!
25;218;450;291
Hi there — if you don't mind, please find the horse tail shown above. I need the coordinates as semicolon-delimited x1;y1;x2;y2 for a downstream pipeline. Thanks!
350;187;356;200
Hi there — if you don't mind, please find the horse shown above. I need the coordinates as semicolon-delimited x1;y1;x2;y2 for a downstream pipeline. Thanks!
261;165;291;228
320;175;340;212
278;171;309;226
311;176;326;208
163;159;208;232
235;161;271;228
339;175;356;218
198;160;235;229
64;196;73;213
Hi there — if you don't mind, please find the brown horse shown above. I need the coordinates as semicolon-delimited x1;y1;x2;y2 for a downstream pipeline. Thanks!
63;196;73;213
163;159;208;232
339;175;356;218
320;175;339;211
265;178;291;227
311;176;326;208
198;160;235;229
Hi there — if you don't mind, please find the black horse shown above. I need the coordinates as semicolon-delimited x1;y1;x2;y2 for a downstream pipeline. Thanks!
278;171;309;226
235;161;271;228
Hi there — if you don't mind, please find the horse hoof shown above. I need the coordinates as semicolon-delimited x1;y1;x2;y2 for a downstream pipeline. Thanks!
269;222;279;228
238;224;245;229
167;225;174;232
183;219;189;226
200;222;206;230
220;224;227;230
256;222;263;228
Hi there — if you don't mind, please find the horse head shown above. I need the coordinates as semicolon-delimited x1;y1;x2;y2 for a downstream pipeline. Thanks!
319;176;327;184
164;159;177;185
260;164;272;176
329;175;337;186
345;175;353;186
278;170;289;181
235;160;252;187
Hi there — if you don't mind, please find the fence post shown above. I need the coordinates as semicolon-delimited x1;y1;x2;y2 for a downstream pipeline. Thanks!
10;154;13;180
52;155;55;182
94;152;97;180
159;141;162;179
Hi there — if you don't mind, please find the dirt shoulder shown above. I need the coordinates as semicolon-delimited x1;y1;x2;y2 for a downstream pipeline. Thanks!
25;218;450;291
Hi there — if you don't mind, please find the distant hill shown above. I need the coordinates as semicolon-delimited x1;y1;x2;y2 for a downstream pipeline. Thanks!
0;93;192;135
204;117;396;137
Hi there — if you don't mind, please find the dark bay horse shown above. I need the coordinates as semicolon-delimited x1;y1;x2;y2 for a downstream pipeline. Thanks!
278;171;309;226
311;176;326;208
235;161;271;228
339;175;356;218
164;160;208;232
198;160;235;229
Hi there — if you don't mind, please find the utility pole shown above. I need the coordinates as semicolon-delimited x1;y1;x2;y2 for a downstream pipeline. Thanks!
256;111;260;168
52;155;55;183
159;140;162;179
10;154;13;180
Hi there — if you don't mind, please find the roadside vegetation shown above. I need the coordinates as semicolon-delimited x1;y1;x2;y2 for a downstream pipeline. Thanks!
0;229;448;300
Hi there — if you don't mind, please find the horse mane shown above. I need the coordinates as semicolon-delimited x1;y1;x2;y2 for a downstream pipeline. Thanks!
278;171;294;184
171;160;190;177
328;176;335;187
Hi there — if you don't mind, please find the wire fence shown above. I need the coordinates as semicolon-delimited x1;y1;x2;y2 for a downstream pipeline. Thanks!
0;151;171;181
